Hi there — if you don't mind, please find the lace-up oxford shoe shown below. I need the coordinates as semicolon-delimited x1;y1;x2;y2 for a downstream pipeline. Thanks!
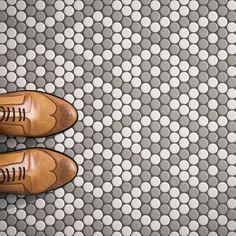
0;91;78;137
0;148;78;194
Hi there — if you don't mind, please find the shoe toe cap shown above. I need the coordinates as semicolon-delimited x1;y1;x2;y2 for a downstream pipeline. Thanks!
45;150;78;191
48;96;78;135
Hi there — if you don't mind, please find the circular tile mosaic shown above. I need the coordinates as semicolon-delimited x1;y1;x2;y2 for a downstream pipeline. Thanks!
0;0;236;235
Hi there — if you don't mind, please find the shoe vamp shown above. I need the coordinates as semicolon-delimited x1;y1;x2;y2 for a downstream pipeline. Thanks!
27;152;57;193
27;94;57;136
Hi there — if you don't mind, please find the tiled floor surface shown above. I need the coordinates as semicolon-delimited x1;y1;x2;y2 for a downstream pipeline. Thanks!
0;0;236;235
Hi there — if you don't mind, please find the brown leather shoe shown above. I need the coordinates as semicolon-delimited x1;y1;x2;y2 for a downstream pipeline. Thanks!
0;91;78;137
0;148;78;194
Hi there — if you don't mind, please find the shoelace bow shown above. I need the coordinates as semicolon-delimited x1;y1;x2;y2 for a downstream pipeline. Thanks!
0;106;26;122
0;167;26;182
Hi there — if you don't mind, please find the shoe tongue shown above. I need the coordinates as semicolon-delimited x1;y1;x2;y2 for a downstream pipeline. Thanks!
0;170;4;183
0;167;23;184
0;94;31;124
0;106;7;121
0;151;29;184
0;168;11;183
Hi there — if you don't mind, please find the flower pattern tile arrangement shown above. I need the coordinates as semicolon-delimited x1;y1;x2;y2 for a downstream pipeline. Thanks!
0;0;236;236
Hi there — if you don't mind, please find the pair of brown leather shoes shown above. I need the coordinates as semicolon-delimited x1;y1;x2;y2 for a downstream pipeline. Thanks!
0;91;78;194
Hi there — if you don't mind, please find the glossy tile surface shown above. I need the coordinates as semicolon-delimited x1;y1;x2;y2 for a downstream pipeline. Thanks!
0;0;236;235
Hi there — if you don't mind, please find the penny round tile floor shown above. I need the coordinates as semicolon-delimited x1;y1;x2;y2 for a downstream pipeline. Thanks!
0;0;236;235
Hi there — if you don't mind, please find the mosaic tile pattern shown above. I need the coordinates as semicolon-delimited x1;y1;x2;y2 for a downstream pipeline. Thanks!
0;0;236;235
